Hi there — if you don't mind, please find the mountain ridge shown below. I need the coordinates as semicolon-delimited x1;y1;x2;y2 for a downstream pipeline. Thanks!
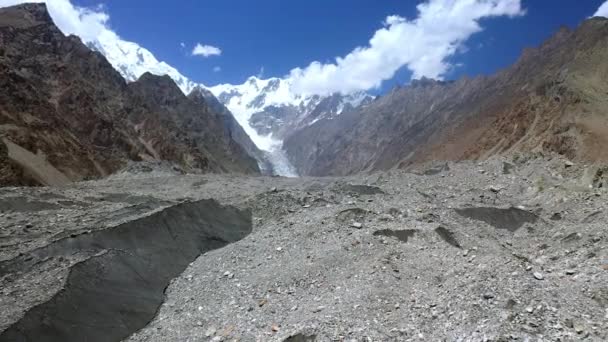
284;16;608;176
209;76;374;145
83;25;375;156
0;3;261;186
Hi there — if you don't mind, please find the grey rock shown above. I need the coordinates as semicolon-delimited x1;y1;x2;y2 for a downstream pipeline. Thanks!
533;272;544;280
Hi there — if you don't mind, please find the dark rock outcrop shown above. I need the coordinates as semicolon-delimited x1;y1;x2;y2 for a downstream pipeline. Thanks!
129;75;260;174
188;86;271;173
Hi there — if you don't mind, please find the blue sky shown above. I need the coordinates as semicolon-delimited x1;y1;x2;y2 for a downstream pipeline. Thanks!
34;0;608;92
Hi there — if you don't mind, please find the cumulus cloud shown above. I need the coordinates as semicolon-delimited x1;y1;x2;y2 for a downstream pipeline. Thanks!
213;66;222;72
192;43;222;57
594;1;608;17
1;0;527;98
288;0;525;95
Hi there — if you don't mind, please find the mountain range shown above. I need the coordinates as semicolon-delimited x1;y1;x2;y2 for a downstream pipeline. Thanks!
2;2;608;185
84;21;374;165
0;3;260;186
284;19;608;176
81;6;608;180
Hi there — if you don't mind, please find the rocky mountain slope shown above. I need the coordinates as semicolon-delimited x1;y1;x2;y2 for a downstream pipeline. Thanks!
188;86;274;173
128;73;260;174
0;3;260;186
1;156;607;341
285;19;608;176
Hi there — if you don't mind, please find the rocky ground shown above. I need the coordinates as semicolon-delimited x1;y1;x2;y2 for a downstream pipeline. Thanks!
1;156;607;341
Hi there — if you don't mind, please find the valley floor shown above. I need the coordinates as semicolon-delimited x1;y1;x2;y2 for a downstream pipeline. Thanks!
1;157;607;341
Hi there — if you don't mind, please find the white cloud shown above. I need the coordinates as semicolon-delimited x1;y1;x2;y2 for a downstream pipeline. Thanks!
594;1;608;17
192;43;222;57
257;66;265;78
213;66;221;72
288;0;525;95
180;42;186;48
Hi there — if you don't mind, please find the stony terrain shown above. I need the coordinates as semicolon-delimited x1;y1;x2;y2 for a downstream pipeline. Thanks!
1;155;607;341
1;4;608;342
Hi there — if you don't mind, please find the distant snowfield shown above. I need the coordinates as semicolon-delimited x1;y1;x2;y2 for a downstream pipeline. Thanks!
208;77;320;177
208;77;312;151
207;77;372;149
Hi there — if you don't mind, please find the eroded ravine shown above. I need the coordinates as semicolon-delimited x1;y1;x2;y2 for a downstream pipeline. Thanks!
0;200;252;342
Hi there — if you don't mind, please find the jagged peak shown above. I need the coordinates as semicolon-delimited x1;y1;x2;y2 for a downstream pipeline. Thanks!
246;76;260;85
131;72;186;100
1;2;49;17
586;15;608;23
136;71;176;84
576;15;608;34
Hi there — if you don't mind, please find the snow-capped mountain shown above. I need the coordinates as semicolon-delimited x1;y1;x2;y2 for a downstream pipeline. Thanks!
86;34;373;149
85;32;372;177
207;77;318;150
208;77;374;145
87;37;199;94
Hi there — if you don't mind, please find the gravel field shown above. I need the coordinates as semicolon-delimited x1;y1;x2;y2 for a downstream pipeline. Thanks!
1;156;607;341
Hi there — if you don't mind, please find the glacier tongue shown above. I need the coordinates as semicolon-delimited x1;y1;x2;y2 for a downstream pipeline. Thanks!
207;77;316;176
264;143;299;178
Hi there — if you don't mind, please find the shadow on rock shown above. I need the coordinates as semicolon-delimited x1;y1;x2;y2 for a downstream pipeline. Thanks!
0;200;252;342
373;229;417;243
454;207;538;232
434;226;461;248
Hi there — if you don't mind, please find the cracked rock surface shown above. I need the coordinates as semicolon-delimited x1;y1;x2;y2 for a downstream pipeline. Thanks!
1;156;607;341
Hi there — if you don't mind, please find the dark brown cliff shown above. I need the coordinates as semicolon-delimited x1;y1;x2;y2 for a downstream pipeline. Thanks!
0;3;259;186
